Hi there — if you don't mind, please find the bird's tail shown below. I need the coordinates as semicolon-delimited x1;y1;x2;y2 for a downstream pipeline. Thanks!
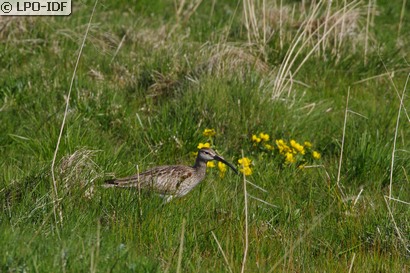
102;176;140;188
102;178;118;188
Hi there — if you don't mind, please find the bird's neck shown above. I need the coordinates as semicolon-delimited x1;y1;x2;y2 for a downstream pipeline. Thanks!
193;159;208;177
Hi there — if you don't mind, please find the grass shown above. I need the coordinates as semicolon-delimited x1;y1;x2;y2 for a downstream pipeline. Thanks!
1;0;410;272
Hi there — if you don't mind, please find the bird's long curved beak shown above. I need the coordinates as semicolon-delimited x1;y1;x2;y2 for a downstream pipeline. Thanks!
214;155;239;175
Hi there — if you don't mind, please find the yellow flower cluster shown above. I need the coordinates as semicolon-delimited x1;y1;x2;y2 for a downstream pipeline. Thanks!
264;144;274;151
276;139;291;154
252;132;270;143
312;151;321;160
207;161;215;168
252;135;261;143
238;157;252;176
252;132;274;150
276;139;321;165
206;159;228;179
199;128;216;149
197;142;211;149
290;140;305;155
252;133;321;167
203;128;216;137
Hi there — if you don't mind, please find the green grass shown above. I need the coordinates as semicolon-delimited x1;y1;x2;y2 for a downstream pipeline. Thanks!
1;0;410;272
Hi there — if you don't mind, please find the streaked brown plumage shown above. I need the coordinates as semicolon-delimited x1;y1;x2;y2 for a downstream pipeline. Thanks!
104;148;238;202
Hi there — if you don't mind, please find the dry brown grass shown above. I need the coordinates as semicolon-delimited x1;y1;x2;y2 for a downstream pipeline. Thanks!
297;7;367;52
0;17;42;42
243;0;372;52
56;24;120;55
58;148;102;198
198;43;270;78
126;24;169;49
264;0;371;98
147;70;182;98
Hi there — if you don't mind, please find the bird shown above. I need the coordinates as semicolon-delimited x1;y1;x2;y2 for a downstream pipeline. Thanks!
104;148;238;202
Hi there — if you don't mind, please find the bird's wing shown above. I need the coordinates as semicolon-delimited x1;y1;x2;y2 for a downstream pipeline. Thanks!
104;165;194;195
140;165;194;194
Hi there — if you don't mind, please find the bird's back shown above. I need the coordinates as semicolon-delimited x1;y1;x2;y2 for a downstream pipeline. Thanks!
105;165;201;196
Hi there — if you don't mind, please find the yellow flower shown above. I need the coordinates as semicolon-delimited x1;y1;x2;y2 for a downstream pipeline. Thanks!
276;139;285;145
203;128;216;137
264;144;274;150
238;157;252;167
218;161;227;178
290;140;305;155
285;152;296;164
304;141;312;148
218;161;227;172
259;132;270;142
312;151;321;160
207;161;216;168
197;142;211;149
252;134;261;143
276;139;291;154
240;166;253;176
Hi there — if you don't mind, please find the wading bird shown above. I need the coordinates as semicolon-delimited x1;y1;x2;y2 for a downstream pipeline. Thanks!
104;148;238;202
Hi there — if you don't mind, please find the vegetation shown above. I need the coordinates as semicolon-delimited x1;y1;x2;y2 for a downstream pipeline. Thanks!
1;0;409;271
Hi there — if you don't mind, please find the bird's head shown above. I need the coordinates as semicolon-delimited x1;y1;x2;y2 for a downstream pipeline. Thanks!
197;148;239;175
